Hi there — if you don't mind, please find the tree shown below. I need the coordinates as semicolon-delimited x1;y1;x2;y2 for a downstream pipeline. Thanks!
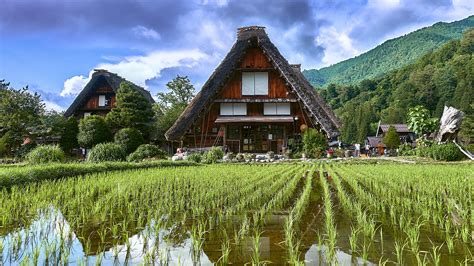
78;115;112;148
302;128;328;158
383;125;400;150
156;75;195;113
0;80;45;153
60;117;79;153
153;75;195;143
105;82;154;138
114;128;145;154
407;105;438;138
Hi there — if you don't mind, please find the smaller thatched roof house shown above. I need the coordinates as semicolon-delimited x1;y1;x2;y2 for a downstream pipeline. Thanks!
64;69;154;118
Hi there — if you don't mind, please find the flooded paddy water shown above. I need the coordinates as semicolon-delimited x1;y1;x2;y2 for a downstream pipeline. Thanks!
0;162;473;265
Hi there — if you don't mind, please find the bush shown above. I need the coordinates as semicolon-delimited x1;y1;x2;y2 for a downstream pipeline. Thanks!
187;153;202;163
87;143;126;162
78;115;112;148
416;143;464;161
25;145;65;164
114;128;145;154
60;117;79;153
127;144;167;162
383;125;400;150
398;143;416;156
302;128;328;158
203;147;224;164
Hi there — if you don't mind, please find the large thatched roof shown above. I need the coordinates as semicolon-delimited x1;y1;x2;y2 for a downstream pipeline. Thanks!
165;26;341;140
64;69;154;117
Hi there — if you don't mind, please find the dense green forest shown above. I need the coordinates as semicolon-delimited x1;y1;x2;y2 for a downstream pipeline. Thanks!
303;15;474;87
318;28;474;144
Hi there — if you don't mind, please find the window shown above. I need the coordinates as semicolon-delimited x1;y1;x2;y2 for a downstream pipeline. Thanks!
98;95;106;107
263;103;291;115
242;72;268;95
84;112;91;118
220;103;247;115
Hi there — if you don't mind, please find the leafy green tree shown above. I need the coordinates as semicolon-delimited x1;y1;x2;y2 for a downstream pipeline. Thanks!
0;80;45;153
407;105;438;138
78;115;112;148
114;128;145;154
303;128;328;158
156;75;195;113
153;75;195;143
60;117;79;153
105;82;154;138
30;111;67;141
383;125;400;150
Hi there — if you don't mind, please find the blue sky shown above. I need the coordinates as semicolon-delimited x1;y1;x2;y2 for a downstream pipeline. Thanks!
0;0;473;111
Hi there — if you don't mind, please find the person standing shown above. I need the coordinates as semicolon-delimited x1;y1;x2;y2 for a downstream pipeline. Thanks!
365;144;370;157
354;143;360;157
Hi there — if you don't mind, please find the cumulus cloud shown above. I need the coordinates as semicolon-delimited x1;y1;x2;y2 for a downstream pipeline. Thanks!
60;74;90;97
61;49;209;97
43;100;65;112
131;25;161;40
316;26;359;66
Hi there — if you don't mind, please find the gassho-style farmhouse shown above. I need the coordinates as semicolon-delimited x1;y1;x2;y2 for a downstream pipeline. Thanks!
65;26;341;154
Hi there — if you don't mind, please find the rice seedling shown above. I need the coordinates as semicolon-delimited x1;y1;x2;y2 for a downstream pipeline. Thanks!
0;162;472;265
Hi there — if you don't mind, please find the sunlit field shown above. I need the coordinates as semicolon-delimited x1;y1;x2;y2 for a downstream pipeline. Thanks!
1;162;473;265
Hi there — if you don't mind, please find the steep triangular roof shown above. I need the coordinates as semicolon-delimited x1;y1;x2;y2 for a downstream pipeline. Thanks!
64;70;154;117
165;26;341;140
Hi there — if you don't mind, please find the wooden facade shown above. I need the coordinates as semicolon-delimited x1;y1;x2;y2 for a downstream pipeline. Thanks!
64;70;154;119
165;26;341;153
180;48;318;153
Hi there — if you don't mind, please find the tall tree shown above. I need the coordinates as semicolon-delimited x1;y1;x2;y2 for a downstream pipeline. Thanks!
105;82;154;138
78;115;112;148
154;76;195;143
383;125;400;150
0;80;45;153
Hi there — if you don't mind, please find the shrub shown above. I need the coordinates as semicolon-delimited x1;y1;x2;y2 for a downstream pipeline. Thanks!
25;145;65;164
78;115;112;148
243;153;256;161
302;128;328;158
60;117;79;153
114;128;145;154
398;143;415;156
416;143;464;161
87;143;126;162
203;147;224;164
187;153;202;163
127;144;167;162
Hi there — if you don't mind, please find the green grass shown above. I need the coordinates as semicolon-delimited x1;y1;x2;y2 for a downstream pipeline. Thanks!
0;160;198;187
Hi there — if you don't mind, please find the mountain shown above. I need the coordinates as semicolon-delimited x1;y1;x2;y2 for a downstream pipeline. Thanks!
318;28;474;144
303;15;474;87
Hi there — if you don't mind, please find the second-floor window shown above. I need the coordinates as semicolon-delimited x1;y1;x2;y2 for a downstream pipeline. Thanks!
242;72;268;95
264;103;291;115
98;95;106;107
220;103;247;116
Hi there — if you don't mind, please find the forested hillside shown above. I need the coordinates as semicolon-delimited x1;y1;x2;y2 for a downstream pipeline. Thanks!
318;28;474;144
303;15;474;87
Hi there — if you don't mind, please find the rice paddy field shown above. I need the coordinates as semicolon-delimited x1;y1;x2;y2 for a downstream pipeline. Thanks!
0;161;473;265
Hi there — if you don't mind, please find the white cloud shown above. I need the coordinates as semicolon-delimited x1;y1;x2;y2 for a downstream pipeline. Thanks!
96;49;208;87
131;25;161;40
60;74;90;97
61;49;208;98
316;26;359;67
44;100;64;112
